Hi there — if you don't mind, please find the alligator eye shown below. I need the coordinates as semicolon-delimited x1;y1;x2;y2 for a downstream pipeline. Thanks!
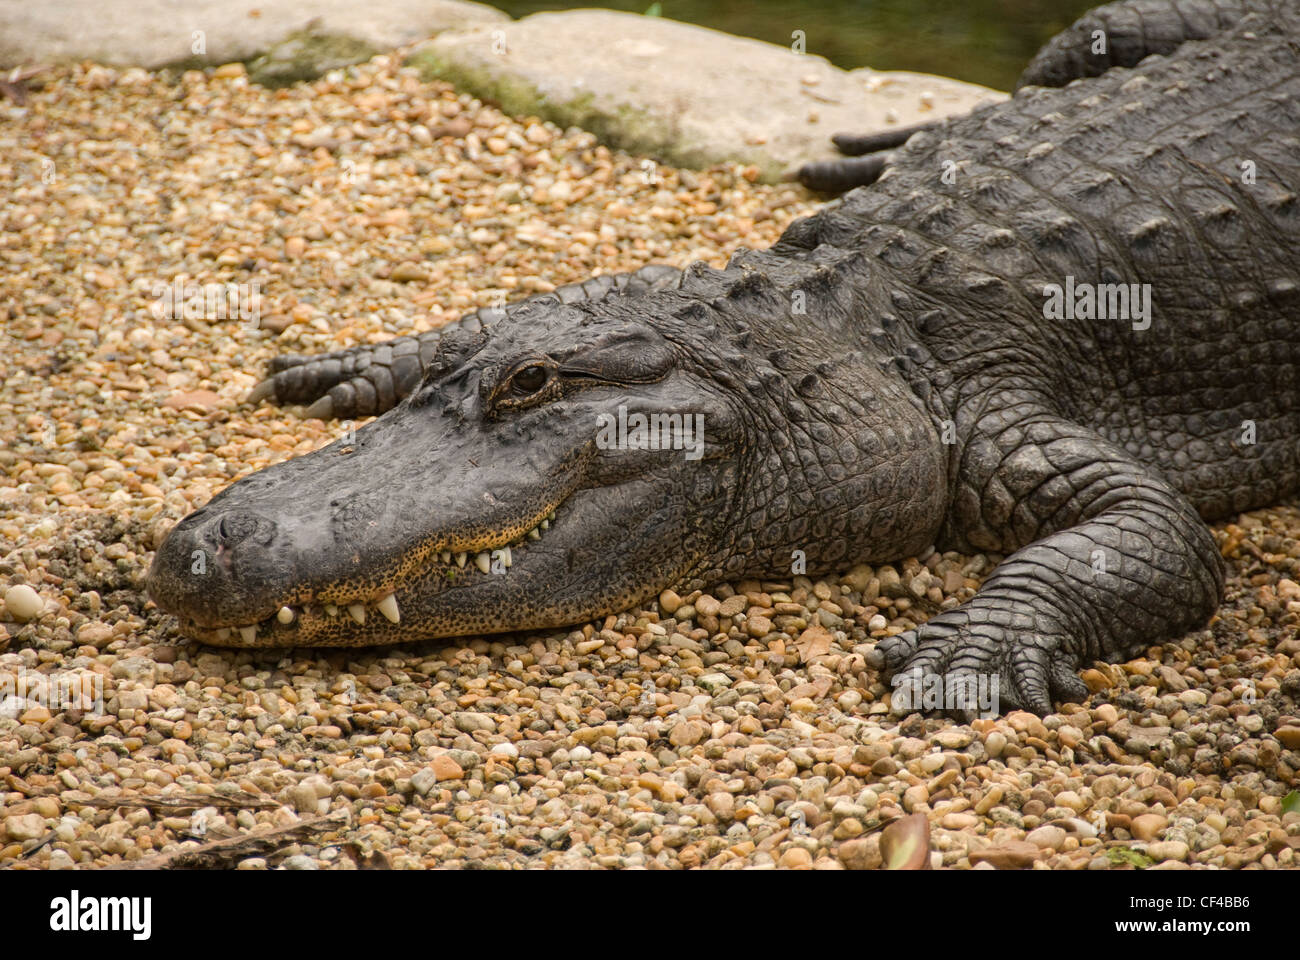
510;364;549;397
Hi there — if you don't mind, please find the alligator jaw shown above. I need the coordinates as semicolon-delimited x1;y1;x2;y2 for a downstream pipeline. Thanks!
174;503;565;648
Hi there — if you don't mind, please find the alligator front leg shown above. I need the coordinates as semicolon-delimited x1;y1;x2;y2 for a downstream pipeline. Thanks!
873;412;1224;717
247;264;681;419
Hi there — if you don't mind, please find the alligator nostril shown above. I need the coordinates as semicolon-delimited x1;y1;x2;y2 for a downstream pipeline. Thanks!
213;512;265;548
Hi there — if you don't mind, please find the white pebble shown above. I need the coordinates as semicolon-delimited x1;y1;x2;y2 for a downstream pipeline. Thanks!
4;584;44;622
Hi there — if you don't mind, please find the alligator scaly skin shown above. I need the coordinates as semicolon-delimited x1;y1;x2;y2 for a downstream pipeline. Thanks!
1018;0;1284;89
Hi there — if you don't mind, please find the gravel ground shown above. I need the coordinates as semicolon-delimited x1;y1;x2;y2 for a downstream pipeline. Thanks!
1;58;1298;870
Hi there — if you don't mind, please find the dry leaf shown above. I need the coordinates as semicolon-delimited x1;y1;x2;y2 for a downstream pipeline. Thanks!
795;624;833;662
880;813;931;870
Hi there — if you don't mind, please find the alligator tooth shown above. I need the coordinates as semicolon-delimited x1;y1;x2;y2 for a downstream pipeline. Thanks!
475;551;492;574
325;604;339;616
547;511;556;521
216;628;231;642
500;546;512;568
540;519;549;531
376;593;400;623
347;604;366;625
277;606;295;625
455;552;467;568
441;551;452;564
239;625;257;644
528;527;541;540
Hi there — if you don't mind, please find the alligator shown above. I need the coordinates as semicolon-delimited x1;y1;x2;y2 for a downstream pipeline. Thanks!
147;0;1300;716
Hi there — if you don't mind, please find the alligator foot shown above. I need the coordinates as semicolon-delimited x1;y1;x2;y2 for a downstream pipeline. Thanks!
246;331;444;420
790;122;935;194
245;265;681;418
873;417;1226;719
872;604;1090;720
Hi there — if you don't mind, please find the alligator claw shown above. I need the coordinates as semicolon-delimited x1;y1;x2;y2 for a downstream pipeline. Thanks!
791;154;891;195
304;395;334;420
246;378;277;405
877;604;1089;718
790;121;938;194
830;122;933;156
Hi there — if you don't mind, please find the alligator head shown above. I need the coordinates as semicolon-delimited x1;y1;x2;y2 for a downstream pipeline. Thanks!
147;255;949;646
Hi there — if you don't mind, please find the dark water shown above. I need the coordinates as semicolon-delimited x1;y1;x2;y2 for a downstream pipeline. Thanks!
489;0;1099;90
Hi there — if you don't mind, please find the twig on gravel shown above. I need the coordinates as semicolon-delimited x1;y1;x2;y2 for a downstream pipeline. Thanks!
20;831;56;860
76;792;280;813
106;810;350;870
22;789;280;813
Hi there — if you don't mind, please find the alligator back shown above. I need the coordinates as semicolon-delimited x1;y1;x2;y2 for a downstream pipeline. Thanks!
785;10;1300;519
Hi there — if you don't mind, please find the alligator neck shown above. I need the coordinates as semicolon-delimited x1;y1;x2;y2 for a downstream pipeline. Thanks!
664;243;952;588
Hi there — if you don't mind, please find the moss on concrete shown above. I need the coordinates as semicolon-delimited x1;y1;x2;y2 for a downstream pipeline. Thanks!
246;29;378;87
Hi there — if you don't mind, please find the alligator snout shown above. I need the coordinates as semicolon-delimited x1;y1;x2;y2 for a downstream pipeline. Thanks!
211;511;277;550
147;505;288;629
165;506;279;570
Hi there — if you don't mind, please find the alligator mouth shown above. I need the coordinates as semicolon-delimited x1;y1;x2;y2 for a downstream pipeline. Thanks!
182;499;564;647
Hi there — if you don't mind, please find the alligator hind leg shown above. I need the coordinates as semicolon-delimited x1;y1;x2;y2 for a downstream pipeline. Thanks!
873;409;1224;717
793;0;1267;195
247;264;681;419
